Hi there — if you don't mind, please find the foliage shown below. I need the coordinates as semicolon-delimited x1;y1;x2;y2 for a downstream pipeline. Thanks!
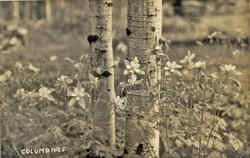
158;51;249;158
120;49;250;158
0;10;250;157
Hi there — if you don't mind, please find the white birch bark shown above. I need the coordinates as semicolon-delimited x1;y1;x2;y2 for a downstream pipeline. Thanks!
46;0;52;22
126;0;162;157
60;0;66;9
24;2;31;21
89;0;116;147
13;1;20;21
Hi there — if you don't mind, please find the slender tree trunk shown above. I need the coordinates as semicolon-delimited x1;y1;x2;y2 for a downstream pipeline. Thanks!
23;2;31;21
46;0;52;22
31;2;38;21
121;0;128;28
88;0;116;147
0;3;5;20
60;0;66;9
114;0;127;31
126;0;162;157
13;1;20;21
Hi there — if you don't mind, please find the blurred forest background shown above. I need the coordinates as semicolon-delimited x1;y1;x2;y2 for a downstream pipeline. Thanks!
0;0;250;158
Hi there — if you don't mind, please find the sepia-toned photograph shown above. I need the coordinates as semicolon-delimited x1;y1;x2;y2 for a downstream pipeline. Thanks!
0;0;250;157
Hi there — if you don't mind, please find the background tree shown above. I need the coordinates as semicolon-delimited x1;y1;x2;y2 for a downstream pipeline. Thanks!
88;0;116;147
125;0;162;157
46;0;52;22
0;2;5;20
13;1;20;21
60;0;66;9
23;2;31;21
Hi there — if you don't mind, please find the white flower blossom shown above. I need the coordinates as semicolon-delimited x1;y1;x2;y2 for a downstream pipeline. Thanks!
28;63;40;73
0;70;12;82
64;57;75;64
192;61;206;69
124;57;145;85
57;75;73;84
68;86;89;110
74;62;84;70
220;64;236;72
220;64;242;75
15;62;24;70
115;96;126;110
49;56;58;61
38;87;56;102
14;88;25;98
180;50;196;65
124;57;144;75
14;88;39;99
68;86;85;99
164;61;182;76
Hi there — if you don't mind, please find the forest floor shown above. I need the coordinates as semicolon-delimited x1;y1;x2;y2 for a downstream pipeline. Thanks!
1;20;250;158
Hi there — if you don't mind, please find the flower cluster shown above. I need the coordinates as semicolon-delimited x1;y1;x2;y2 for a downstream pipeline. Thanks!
14;86;56;103
115;96;126;111
220;64;242;75
57;75;73;85
67;85;90;110
0;70;12;82
164;61;182;76
123;57;145;85
180;50;206;70
164;50;206;77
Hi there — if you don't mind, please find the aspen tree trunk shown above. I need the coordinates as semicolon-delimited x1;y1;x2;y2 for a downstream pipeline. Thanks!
121;0;128;28
60;0;66;9
0;3;4;20
13;1;20;21
114;0;127;30
23;2;31;21
31;2;37;20
126;0;162;157
88;0;116;147
46;0;52;22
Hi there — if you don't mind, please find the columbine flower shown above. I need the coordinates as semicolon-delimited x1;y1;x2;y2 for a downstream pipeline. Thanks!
180;50;196;65
192;61;206;69
64;57;75;64
17;27;28;35
15;62;24;70
68;86;85;98
57;75;73;84
28;63;40;73
220;64;242;76
220;64;236;72
9;37;20;45
14;88;39;99
74;63;84;70
115;96;126;110
124;57;145;85
49;56;58;61
210;72;218;79
38;87;56;102
232;50;241;57
164;61;182;76
196;41;203;46
68;86;88;110
0;70;12;82
14;88;25;98
124;57;144;75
